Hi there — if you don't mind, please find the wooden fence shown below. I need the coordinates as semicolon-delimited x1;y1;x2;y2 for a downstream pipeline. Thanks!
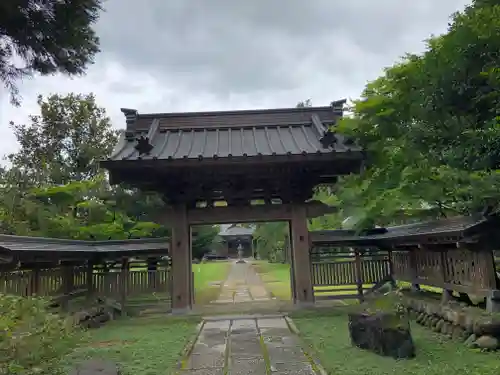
392;248;497;295
0;262;172;312
310;248;391;301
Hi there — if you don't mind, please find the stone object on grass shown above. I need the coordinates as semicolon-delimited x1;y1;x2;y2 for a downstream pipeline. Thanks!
69;359;121;375
74;298;123;329
348;311;416;359
474;335;499;350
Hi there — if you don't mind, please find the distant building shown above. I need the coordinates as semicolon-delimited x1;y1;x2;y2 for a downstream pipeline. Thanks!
218;224;255;258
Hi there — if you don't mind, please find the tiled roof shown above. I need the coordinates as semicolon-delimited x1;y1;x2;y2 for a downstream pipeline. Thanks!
0;235;169;254
309;214;489;245
107;102;360;162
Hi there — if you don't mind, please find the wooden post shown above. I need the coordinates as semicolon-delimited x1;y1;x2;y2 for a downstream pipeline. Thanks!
147;257;158;289
387;249;397;287
439;248;452;303
190;226;195;307
61;264;74;311
120;258;129;311
354;248;364;302
290;204;314;305
29;266;41;296
250;236;255;259
409;249;420;292
86;260;94;301
171;204;192;313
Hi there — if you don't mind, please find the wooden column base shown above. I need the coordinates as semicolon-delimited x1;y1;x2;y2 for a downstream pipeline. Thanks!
290;204;314;305
171;204;192;312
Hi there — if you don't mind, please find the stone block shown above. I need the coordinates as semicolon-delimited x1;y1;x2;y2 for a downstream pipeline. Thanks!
69;359;121;375
348;311;415;359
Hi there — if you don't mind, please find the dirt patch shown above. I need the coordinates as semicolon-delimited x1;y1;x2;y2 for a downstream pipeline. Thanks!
89;340;136;348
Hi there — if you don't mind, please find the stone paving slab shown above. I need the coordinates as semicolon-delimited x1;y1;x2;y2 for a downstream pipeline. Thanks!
183;261;320;374
179;368;224;375
229;357;267;375
186;353;225;369
270;361;316;374
257;318;289;329
204;314;285;321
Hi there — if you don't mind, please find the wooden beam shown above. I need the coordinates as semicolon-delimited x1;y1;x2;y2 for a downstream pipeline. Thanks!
157;201;337;225
170;204;191;313
290;204;314;305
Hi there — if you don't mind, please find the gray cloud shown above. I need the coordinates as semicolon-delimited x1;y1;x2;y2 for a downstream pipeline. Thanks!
95;0;470;100
0;0;472;160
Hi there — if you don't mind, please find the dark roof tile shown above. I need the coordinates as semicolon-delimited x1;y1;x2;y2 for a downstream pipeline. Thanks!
310;214;489;245
107;103;360;162
112;124;354;161
0;235;169;254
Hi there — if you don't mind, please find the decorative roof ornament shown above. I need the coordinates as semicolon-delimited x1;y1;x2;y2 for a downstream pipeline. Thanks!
320;130;337;149
121;108;138;126
344;136;355;146
134;136;154;155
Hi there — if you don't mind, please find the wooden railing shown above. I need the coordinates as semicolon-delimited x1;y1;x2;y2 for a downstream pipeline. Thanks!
310;248;391;301
392;248;497;296
0;263;172;311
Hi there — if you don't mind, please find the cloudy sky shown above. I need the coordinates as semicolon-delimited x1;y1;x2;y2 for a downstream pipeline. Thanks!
0;0;470;158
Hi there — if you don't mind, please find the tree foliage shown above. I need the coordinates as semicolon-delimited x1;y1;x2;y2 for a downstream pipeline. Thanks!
253;222;288;262
0;0;102;105
253;1;500;253
0;294;81;374
0;93;218;253
8;93;117;185
334;0;500;229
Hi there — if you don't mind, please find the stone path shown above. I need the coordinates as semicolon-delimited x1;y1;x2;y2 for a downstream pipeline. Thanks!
212;260;271;304
179;261;319;374
179;316;317;374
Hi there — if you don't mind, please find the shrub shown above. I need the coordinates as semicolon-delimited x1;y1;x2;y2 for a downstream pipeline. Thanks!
0;293;82;374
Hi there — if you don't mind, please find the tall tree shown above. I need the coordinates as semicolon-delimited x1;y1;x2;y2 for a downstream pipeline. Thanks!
0;0;102;105
335;0;500;228
8;93;117;185
296;99;312;108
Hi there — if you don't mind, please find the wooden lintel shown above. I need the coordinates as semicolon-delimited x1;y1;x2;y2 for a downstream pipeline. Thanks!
157;201;337;225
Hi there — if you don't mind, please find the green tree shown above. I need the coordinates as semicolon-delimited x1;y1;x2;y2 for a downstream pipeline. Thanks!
296;99;312;107
8;93;118;185
334;0;500;229
0;0;102;105
192;225;221;260
253;222;289;262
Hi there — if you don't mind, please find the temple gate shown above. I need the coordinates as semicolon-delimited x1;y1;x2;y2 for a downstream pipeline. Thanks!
101;101;363;313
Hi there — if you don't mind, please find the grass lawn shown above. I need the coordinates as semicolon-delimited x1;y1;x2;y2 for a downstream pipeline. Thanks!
252;261;376;300
293;311;500;375
193;261;231;305
64;316;199;375
252;261;292;300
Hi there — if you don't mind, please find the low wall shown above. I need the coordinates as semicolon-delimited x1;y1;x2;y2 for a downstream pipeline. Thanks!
401;292;500;350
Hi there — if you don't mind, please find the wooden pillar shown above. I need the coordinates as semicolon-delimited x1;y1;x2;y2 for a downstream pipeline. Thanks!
61;264;74;311
86;259;95;301
409;249;420;292
147;257;158;289
171;204;192;313
29;265;41;296
439;248;452;303
387;248;397;287
354;249;364;302
120;258;129;311
290;204;314;305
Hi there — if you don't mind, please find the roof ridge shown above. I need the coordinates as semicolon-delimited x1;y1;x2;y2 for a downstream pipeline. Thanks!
128;100;346;120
